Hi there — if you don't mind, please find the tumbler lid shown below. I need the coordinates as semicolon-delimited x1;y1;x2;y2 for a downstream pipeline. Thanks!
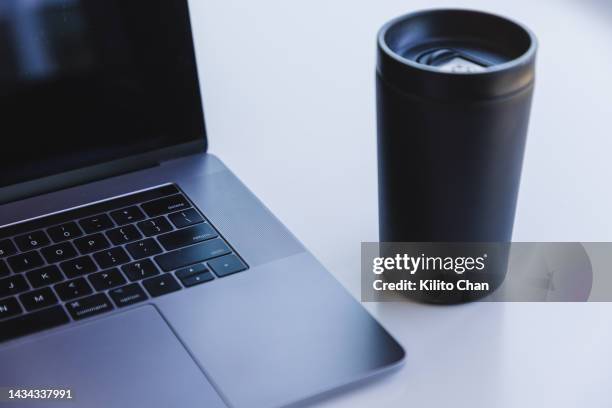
377;9;537;100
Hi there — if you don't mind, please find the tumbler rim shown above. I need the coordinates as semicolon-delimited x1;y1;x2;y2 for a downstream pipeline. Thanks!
377;8;538;100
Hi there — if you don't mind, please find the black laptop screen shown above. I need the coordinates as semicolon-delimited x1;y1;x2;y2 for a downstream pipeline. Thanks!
0;0;205;188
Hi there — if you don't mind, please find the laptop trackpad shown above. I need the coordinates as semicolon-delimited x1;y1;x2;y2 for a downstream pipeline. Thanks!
0;306;226;408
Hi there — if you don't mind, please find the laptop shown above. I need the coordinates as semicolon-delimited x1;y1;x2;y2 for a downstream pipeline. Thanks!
0;1;404;407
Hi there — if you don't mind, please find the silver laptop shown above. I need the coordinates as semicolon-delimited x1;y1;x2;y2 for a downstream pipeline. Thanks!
0;1;404;407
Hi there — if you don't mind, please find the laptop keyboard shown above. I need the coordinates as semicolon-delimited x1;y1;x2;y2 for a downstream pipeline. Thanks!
0;184;248;342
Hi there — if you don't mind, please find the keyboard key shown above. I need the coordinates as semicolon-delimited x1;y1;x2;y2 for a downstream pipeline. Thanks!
137;217;173;237
74;233;110;254
93;247;130;269
14;231;50;252
142;194;191;217
55;278;93;301
106;225;142;245
110;206;145;225
19;288;58;311
154;238;231;272
47;222;83;242
208;254;248;277
0;297;22;320
122;259;159;281
40;242;78;263
175;263;209;280
109;283;148;307
0;239;17;258
65;293;114;320
7;251;44;272
89;268;126;291
0;275;29;297
0;186;177;239
0;260;9;278
157;223;217;251
79;214;114;234
168;208;204;228
143;274;181;297
126;239;162;260
181;272;215;287
26;265;64;288
60;256;97;278
0;306;69;343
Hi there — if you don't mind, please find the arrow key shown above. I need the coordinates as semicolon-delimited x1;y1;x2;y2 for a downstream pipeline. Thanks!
181;271;215;287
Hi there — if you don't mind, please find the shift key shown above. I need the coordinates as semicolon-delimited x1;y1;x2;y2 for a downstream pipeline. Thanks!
154;238;231;271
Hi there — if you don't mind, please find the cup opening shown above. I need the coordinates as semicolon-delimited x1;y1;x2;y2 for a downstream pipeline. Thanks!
382;9;535;72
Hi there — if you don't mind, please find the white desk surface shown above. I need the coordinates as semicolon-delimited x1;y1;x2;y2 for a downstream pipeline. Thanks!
189;0;612;406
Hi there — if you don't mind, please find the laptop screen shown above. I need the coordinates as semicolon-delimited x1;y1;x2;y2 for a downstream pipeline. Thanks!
0;0;205;189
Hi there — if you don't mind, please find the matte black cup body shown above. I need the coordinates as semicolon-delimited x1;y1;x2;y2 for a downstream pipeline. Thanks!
376;9;537;303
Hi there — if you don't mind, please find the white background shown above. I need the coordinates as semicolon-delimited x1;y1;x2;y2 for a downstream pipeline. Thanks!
188;1;612;406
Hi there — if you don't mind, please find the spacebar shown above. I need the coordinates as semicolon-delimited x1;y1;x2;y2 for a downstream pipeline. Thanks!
154;238;231;271
0;306;70;343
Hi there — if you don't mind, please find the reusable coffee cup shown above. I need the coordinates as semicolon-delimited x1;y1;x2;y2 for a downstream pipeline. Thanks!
375;9;536;302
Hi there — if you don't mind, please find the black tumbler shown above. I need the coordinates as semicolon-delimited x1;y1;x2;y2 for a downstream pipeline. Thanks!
376;9;537;302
